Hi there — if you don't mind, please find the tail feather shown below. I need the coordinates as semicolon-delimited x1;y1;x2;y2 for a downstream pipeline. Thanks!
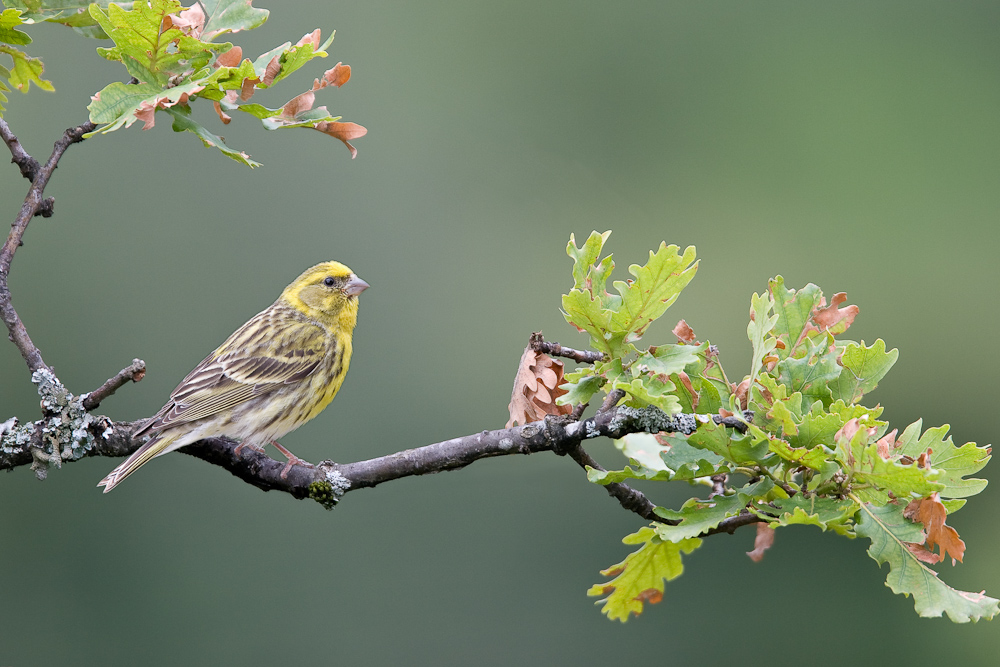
98;434;177;493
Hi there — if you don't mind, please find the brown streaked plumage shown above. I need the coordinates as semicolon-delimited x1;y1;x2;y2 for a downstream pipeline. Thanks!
99;261;368;493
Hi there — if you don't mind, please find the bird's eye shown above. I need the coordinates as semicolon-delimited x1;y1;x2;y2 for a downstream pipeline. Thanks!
324;277;336;287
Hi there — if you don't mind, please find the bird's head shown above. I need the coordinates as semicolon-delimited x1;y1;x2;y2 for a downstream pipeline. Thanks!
280;261;369;329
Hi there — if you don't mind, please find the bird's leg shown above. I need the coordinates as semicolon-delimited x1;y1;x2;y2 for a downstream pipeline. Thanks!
233;441;266;457
270;440;314;479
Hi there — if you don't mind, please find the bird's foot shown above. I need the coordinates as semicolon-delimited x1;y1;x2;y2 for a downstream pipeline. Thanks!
271;440;314;479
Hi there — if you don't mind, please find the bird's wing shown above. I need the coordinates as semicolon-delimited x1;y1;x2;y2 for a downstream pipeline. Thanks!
137;311;328;435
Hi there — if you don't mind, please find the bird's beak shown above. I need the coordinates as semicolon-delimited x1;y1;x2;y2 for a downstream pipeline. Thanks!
344;274;370;297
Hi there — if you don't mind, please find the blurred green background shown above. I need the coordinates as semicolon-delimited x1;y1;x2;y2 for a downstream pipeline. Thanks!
2;1;999;664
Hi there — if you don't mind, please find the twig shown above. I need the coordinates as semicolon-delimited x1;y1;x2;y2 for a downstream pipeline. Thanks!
529;332;605;364
564;442;665;523
0;120;96;375
0;117;39;181
82;359;147;411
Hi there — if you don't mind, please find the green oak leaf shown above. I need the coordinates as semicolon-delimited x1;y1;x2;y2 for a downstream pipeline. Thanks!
613;375;681;415
895;421;990;498
165;105;260;168
788;410;843;450
749;424;830;471
654;479;773;541
609;242;698;341
0;8;31;45
855;501;998;622
747;290;779;380
776;335;841;406
757;495;858;536
556;368;604;407
588;527;701;622
829;339;898;404
688;419;770;466
769;277;823;360
200;0;269;39
635;343;703;377
90;0;226;83
562;288;613;354
852;445;943;499
587;465;674;485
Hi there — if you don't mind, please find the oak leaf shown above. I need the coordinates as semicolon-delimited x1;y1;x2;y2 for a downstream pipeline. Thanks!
672;319;696;344
811;292;859;334
506;346;572;427
746;523;775;562
904;493;966;564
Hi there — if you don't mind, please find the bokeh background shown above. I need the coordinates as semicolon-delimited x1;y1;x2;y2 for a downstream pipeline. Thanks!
2;1;999;664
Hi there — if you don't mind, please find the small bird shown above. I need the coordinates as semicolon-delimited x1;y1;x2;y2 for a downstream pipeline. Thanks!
99;261;369;493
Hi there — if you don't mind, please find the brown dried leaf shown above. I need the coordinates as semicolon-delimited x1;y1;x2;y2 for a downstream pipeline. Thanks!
240;76;261;101
282;91;315;118
672;319;696;344
314;121;368;159
733;378;751;410
506;346;573;428
296;28;322;49
916;448;933;469
262;55;282;86
904;493;966;564
746;523;775;563
213;100;231;124
811;292;859;334
316;62;351;89
875;428;898;460
676;371;698;411
904;542;944;564
216;46;243;68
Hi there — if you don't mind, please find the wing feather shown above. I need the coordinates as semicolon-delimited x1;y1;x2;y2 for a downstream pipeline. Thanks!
135;307;330;436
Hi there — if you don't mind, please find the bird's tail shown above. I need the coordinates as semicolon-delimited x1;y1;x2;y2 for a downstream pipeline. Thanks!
98;434;178;493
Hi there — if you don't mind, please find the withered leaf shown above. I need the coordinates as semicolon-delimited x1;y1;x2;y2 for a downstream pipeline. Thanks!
314;121;368;159
296;28;322;49
212;100;232;124
216;46;243;68
905;542;944;564
811;292;859;333
904;493;966;564
875;428;898;460
746;523;775;563
506;346;573;427
262;55;282;86
672;319;696;344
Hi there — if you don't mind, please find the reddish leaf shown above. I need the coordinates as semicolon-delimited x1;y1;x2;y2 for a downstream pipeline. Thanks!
672;319;696;344
904;542;944;564
315;62;351;89
746;523;775;563
811;292;859;334
314;121;368;159
296;28;322;49
240;76;260;101
262;55;281;86
875;428;898;460
506;346;573;428
216;46;243;68
166;3;205;37
904;494;966;564
282;91;315;117
213;100;232;124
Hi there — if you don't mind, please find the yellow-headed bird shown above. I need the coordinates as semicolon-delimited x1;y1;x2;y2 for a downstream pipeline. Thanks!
99;261;368;492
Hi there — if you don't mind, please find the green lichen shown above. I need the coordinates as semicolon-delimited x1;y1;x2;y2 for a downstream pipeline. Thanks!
308;481;339;510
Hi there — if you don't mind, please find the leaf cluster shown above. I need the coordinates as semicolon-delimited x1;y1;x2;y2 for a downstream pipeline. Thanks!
0;0;366;164
556;232;995;624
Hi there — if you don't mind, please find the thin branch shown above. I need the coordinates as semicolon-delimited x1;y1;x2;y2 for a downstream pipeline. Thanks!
0;120;96;375
529;331;605;364
82;359;147;411
0;117;39;181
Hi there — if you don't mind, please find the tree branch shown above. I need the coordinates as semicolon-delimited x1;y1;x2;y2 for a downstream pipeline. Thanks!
1;371;756;539
0;120;97;375
82;359;147;411
529;331;605;364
